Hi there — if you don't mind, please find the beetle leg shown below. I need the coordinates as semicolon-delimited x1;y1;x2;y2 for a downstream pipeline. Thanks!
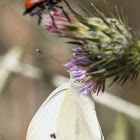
48;9;57;28
55;5;71;23
37;12;42;25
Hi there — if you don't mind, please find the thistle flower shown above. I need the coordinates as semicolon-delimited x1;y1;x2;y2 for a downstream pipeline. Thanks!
41;5;140;95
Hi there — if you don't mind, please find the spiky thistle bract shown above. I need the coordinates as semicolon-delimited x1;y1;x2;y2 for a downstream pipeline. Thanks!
41;3;140;95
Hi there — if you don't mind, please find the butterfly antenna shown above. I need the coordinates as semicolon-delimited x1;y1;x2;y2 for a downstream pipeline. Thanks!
36;49;62;64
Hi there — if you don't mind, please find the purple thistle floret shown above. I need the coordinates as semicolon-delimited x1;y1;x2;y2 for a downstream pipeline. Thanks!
64;47;105;95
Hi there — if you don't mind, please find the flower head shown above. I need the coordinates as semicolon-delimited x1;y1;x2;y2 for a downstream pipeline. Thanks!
41;5;140;95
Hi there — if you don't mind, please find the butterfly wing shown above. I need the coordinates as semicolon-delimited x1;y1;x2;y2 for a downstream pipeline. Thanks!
26;82;104;140
57;88;104;140
26;83;69;140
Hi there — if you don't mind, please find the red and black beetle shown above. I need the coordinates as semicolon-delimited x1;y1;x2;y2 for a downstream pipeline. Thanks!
23;0;71;25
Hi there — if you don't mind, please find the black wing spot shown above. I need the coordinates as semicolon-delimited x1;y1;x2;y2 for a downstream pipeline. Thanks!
50;133;56;139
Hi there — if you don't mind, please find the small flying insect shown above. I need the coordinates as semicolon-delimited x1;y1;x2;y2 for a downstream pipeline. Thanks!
50;133;56;139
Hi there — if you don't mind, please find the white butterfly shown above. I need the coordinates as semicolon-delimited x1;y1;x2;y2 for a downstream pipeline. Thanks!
26;80;104;140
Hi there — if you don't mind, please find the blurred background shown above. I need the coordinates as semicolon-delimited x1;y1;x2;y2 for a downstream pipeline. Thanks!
0;0;140;139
